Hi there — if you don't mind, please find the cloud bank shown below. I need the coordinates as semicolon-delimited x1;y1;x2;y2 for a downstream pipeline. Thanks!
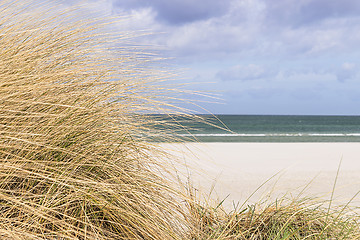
79;0;360;114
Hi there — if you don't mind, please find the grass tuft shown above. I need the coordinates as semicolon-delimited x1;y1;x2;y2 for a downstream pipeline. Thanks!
0;1;190;239
186;188;360;239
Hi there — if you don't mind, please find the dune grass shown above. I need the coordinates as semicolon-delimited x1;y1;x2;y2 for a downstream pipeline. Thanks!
185;192;360;239
0;1;360;239
0;1;192;239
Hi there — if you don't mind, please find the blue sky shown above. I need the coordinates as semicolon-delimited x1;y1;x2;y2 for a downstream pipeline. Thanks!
84;0;360;115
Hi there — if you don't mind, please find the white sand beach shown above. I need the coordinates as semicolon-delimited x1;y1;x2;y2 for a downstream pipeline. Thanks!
160;143;360;209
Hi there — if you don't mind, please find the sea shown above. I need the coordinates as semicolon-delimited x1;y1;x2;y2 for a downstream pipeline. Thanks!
163;115;360;142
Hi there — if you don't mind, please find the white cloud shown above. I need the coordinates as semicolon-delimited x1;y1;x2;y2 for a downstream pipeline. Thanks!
116;8;159;30
342;62;355;70
217;64;266;81
336;62;357;82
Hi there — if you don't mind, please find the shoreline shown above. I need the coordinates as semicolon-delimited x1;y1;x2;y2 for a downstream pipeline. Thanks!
160;142;360;209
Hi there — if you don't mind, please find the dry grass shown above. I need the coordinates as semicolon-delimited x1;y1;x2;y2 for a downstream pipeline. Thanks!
1;1;360;239
0;1;191;239
185;190;360;239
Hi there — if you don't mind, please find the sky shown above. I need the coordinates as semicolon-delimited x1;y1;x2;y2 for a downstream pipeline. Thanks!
82;0;360;115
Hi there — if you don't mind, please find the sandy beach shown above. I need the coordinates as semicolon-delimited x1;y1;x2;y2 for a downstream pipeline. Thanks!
160;143;360;209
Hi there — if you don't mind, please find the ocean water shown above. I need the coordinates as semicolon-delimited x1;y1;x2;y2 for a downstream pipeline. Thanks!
173;115;360;142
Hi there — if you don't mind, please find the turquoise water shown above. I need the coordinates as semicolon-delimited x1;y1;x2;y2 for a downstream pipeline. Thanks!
168;115;360;142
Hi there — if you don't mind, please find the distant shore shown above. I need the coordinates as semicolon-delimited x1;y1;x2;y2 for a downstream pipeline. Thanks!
160;142;360;209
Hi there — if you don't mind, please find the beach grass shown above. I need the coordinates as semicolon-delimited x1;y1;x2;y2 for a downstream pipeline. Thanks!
0;1;360;239
185;191;360;239
0;1;192;239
